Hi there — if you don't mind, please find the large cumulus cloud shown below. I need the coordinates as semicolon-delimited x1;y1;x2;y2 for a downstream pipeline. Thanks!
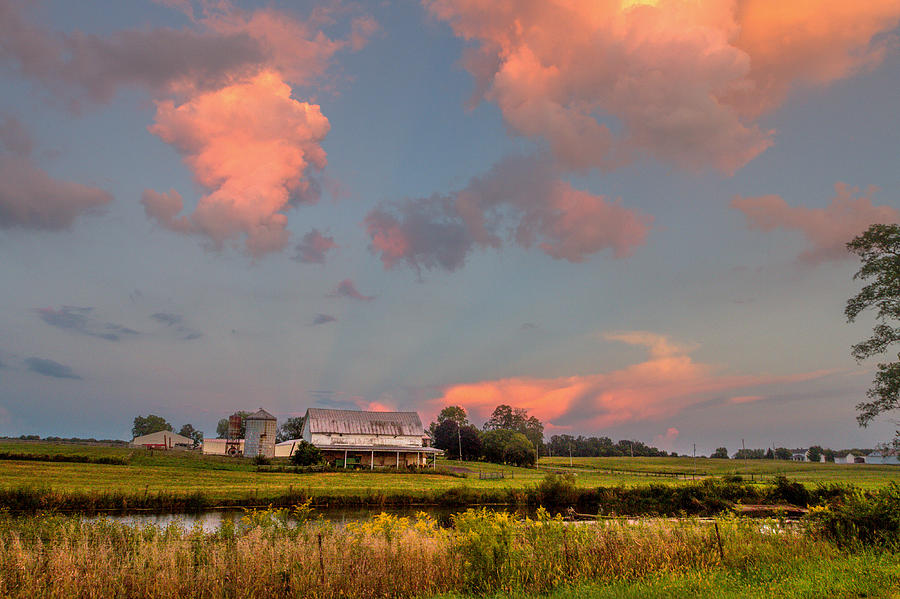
425;0;900;174
142;71;330;256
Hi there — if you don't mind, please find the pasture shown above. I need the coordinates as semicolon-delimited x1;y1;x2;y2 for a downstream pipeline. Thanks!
0;439;897;513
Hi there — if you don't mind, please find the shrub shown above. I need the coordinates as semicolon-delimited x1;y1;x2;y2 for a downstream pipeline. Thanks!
534;472;579;506
289;441;324;467
769;474;810;506
805;482;900;548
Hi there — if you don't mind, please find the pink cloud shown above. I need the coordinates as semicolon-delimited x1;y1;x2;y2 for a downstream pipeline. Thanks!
425;0;900;174
732;183;900;263
730;395;765;404
0;116;112;230
2;1;375;256
653;427;679;450
142;71;330;256
431;331;833;430
294;229;338;264
331;279;375;302
366;154;651;272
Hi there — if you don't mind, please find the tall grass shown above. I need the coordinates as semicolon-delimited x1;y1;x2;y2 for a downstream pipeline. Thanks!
1;505;887;599
0;475;858;515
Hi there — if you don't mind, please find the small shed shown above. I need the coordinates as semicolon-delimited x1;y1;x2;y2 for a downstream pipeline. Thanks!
132;430;193;449
202;438;245;456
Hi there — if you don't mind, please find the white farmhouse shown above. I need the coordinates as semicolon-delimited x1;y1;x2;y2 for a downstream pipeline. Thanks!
300;408;442;468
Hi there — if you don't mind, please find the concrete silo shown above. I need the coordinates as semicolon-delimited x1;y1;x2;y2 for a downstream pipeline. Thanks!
244;408;277;458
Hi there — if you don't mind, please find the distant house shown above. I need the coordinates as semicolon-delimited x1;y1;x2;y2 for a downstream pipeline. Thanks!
865;450;900;465
301;408;442;468
132;430;193;449
835;452;865;465
789;449;826;463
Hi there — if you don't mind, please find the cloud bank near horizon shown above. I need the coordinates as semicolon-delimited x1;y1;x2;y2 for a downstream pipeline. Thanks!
431;331;834;430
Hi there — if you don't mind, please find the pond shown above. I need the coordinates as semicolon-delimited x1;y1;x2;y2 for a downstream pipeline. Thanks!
88;504;543;533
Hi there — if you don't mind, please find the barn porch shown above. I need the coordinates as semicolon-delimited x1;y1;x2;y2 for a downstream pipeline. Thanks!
317;445;443;469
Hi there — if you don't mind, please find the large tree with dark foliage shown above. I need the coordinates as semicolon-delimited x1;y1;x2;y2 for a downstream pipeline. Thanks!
177;424;203;447
432;419;482;460
481;429;536;467
483;404;544;451
846;224;900;435
132;414;172;438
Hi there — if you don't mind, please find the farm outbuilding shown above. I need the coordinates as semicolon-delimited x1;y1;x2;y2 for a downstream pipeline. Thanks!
866;450;899;465
202;438;245;456
301;408;442;468
244;408;277;459
132;430;193;449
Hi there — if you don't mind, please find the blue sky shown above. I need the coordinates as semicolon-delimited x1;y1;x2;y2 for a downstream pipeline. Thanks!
1;0;898;454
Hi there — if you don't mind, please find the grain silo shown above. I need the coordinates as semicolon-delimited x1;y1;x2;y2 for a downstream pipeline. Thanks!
244;408;277;458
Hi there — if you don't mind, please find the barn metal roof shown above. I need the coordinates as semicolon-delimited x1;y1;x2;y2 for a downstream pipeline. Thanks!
246;408;276;421
305;408;424;436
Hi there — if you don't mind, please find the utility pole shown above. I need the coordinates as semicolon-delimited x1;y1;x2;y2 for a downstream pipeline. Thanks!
569;444;573;467
741;438;745;459
693;443;696;480
458;426;462;461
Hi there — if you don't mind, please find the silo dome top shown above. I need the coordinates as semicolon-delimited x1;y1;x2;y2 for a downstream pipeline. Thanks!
246;408;276;421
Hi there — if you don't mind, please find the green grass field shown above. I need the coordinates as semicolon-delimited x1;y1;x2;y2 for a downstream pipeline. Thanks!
0;440;897;508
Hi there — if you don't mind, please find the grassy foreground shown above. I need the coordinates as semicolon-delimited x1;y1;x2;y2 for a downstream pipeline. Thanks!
1;506;898;599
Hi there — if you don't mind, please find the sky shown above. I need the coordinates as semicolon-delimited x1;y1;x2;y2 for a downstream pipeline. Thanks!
1;0;899;455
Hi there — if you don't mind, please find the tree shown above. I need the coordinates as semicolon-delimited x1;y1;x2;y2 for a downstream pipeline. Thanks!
290;441;323;466
432;420;482;461
277;416;305;443
807;446;824;463
481;429;536;467
846;224;900;431
132;415;172;438
774;447;793;460
216;411;251;439
711;447;729;459
428;405;470;440
483;404;545;452
177;424;203;448
765;448;775;459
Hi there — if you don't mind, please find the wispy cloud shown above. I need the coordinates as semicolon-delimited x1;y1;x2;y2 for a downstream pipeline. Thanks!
25;357;81;380
0;115;112;231
311;313;337;326
36;306;139;341
294;229;338;264
330;279;375;301
732;183;900;264
150;312;202;340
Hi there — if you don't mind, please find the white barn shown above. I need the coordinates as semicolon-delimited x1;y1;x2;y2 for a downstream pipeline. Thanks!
301;408;442;468
866;450;900;465
132;430;193;449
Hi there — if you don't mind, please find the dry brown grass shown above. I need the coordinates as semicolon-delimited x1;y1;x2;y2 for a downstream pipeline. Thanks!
0;507;858;598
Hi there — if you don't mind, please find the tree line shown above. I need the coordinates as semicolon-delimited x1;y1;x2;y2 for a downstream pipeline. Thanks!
428;405;671;467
